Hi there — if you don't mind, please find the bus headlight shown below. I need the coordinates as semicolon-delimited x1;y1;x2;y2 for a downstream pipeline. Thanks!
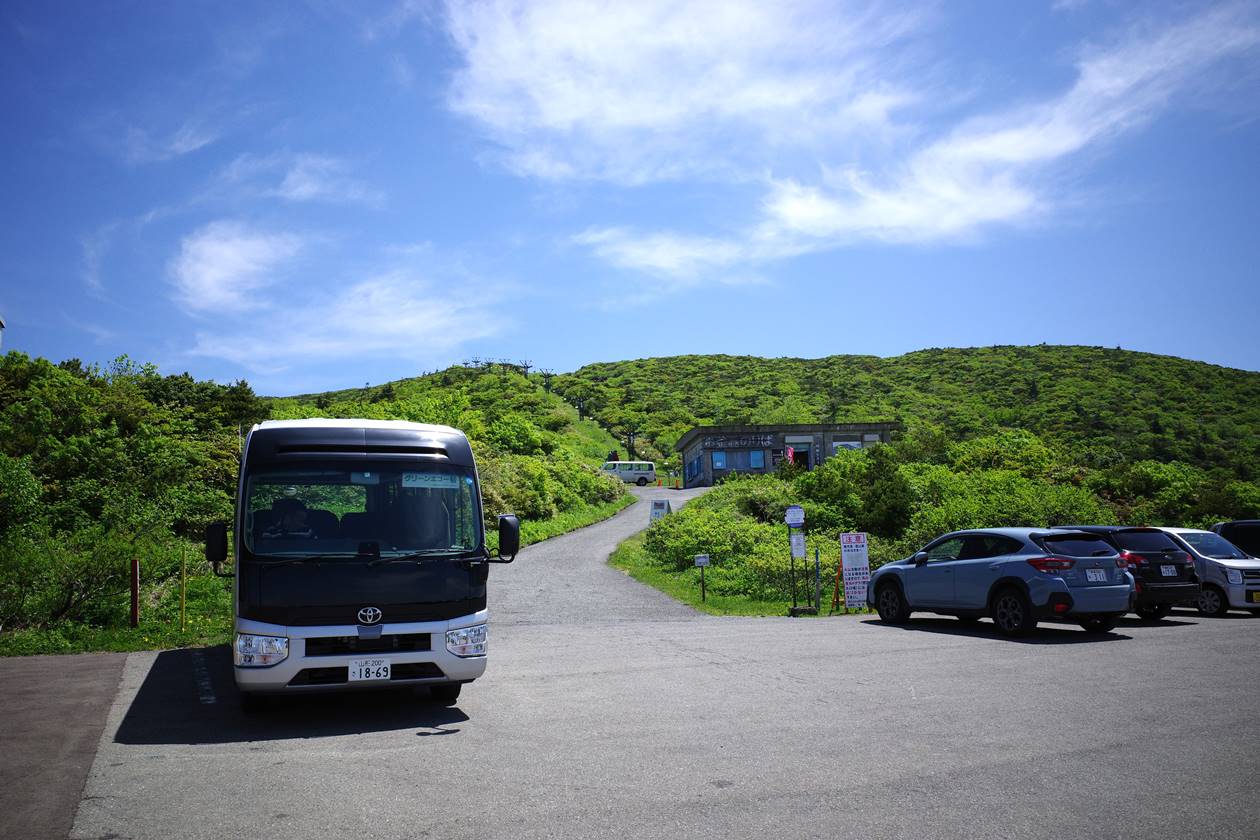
234;633;289;667
445;624;487;657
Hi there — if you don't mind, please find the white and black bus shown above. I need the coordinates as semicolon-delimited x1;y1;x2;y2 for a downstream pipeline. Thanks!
206;419;519;709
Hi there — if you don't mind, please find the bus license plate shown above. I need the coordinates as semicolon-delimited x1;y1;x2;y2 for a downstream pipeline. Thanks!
1160;565;1177;577
1086;568;1107;582
349;658;390;682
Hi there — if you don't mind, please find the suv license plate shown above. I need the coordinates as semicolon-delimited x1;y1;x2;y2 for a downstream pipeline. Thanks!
1160;565;1177;577
348;658;390;682
1086;568;1107;583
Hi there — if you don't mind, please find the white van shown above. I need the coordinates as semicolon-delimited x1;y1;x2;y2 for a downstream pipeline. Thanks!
601;460;657;486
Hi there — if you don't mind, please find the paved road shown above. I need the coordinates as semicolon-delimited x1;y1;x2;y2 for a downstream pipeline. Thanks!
21;485;1260;839
0;652;126;840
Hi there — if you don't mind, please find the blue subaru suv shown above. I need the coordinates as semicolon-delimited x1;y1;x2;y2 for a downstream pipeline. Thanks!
867;528;1134;636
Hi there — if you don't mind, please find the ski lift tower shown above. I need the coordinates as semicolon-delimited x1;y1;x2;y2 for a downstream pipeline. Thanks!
0;314;6;350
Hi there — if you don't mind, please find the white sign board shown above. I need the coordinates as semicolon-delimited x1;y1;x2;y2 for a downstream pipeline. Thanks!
789;531;806;559
650;499;672;523
841;532;871;607
784;505;805;527
401;472;461;489
694;554;710;567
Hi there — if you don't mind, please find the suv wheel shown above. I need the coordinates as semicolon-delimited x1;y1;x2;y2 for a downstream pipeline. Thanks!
1078;615;1118;634
875;583;910;624
1197;586;1228;617
1134;603;1171;621
991;588;1036;637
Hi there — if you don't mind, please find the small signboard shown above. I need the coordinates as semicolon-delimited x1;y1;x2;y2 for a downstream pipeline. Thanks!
784;505;805;528
650;499;672;523
789;531;806;559
694;554;710;567
841;532;871;607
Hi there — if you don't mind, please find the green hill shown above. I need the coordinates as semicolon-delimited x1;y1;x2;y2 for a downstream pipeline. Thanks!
554;347;1260;611
555;346;1260;478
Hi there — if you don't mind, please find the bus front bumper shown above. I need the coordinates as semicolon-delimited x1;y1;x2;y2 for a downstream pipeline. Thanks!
234;611;488;694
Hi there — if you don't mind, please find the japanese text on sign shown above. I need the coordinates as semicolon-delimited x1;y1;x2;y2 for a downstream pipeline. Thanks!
841;532;871;606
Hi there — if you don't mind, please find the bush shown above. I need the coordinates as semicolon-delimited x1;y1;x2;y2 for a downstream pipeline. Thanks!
0;454;41;533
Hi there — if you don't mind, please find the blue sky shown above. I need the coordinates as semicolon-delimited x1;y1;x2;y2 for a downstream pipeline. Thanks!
2;0;1259;395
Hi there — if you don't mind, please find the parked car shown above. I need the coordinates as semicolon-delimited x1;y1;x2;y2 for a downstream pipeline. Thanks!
1210;520;1260;558
601;460;657;485
867;528;1132;636
1056;526;1198;620
1159;527;1260;616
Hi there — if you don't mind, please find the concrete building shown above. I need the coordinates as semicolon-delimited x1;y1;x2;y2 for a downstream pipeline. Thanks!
675;422;899;488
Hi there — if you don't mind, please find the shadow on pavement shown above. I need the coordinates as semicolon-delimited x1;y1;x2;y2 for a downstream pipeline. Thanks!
1114;616;1197;628
861;617;1131;644
114;646;469;746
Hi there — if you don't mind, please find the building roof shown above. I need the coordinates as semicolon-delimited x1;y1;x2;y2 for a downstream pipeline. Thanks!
674;422;899;452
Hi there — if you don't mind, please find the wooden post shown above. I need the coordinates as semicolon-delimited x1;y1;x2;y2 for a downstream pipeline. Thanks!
130;557;140;628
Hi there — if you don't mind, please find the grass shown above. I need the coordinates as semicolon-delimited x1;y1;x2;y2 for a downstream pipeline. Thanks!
608;532;873;618
0;494;638;657
0;571;234;656
519;493;637;547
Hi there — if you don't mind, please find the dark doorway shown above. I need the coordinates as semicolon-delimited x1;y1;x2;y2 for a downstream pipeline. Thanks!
791;446;810;468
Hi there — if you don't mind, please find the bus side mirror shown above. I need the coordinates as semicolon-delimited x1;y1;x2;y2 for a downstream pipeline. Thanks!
205;521;232;577
493;514;520;562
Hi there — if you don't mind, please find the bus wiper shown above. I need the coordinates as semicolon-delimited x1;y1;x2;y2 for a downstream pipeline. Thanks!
255;552;362;566
369;549;480;566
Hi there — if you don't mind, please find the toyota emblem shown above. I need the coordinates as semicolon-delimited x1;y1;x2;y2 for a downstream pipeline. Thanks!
357;606;382;625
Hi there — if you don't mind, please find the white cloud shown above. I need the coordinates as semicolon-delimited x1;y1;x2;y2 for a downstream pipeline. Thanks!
574;227;744;280
445;0;925;184
169;221;304;314
757;5;1260;244
80;223;119;293
221;153;384;204
189;267;505;374
124;120;218;164
534;4;1260;280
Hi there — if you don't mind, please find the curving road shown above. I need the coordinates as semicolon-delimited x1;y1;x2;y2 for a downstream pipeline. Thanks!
2;485;1258;840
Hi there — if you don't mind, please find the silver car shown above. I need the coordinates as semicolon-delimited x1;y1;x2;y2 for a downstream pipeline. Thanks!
867;528;1134;636
1159;527;1260;616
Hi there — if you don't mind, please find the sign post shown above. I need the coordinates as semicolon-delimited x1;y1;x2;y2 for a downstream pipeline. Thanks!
694;554;709;602
840;532;871;612
785;506;815;616
650;499;672;523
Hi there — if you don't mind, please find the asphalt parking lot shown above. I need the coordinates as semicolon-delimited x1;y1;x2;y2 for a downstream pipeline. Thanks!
6;487;1260;839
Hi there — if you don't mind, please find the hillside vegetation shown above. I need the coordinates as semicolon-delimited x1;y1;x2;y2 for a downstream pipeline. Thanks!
556;346;1260;478
557;348;1260;611
0;354;625;653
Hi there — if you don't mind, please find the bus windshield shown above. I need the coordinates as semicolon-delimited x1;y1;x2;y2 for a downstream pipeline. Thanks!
242;462;482;559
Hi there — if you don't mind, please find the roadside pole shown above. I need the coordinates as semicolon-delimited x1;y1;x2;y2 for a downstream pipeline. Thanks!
129;557;140;628
815;547;821;613
785;506;814;616
694;554;709;602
